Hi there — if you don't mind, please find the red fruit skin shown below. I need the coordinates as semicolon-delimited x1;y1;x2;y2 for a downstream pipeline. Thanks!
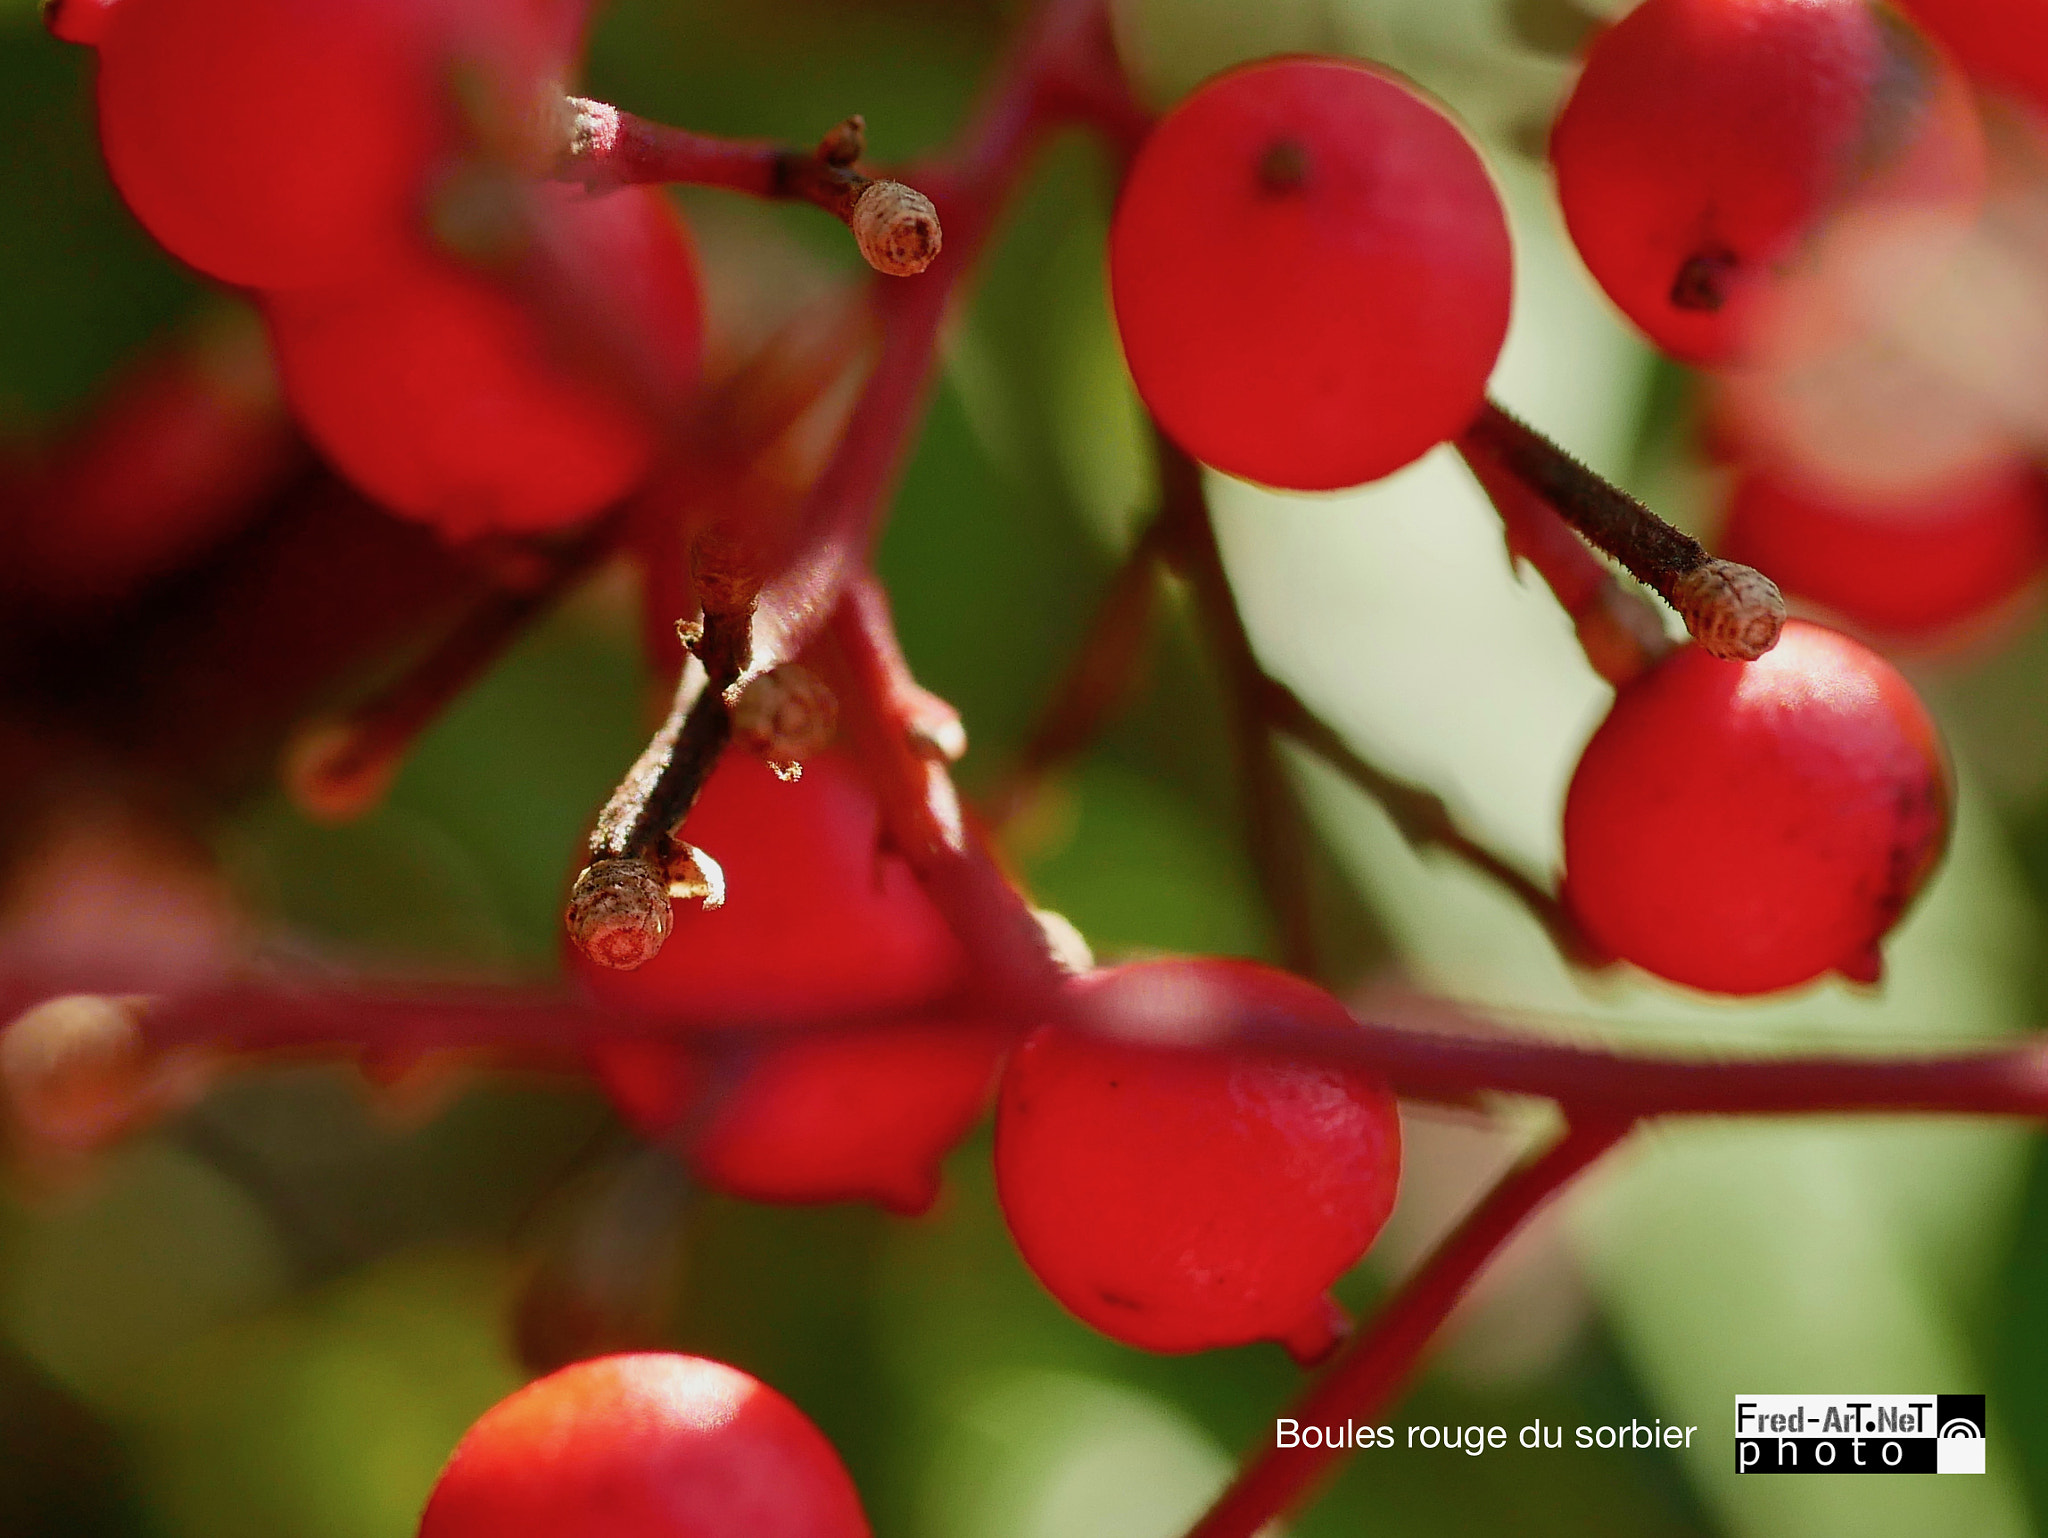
6;320;299;606
417;1354;871;1538
575;750;964;1024
46;0;118;46
97;0;552;291
1900;0;2048;112
1563;621;1951;995
1720;462;2048;640
1109;57;1511;492
593;1020;1008;1214
995;958;1402;1357
266;185;702;537
1551;0;1983;365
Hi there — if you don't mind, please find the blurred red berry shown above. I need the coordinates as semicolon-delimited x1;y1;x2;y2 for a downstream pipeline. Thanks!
995;957;1401;1361
1720;461;2048;640
1552;0;1984;365
1563;620;1951;994
265;184;702;537
1110;56;1511;491
577;749;994;1210
1899;0;2048;112
97;0;559;290
575;749;963;1023
418;1353;871;1538
593;1020;1007;1214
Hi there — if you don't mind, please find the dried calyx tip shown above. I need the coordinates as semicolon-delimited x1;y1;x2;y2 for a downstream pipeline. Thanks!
1671;559;1785;661
850;181;941;276
817;115;865;167
568;858;673;970
664;842;726;912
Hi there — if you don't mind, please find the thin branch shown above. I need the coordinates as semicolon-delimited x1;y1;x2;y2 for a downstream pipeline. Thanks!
987;519;1167;829
283;512;627;822
1184;1119;1633;1538
1253;676;1603;967
17;961;2048;1122
1157;438;1326;978
1455;431;1670;688
1457;398;1784;661
556;102;942;277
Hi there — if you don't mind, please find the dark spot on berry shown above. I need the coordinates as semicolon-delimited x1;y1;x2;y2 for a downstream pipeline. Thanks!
1095;1289;1143;1310
1258;138;1310;194
1671;245;1738;311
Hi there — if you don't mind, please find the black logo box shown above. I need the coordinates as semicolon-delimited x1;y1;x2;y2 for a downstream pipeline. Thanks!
1735;1397;1984;1474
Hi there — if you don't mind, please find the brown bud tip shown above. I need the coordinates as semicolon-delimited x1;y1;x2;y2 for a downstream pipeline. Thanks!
732;664;839;765
283;719;402;824
817;114;866;167
850;181;941;276
1670;559;1785;661
568;858;673;970
663;842;726;912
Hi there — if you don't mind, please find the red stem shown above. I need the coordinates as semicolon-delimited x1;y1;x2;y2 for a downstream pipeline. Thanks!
1184;1119;1632;1538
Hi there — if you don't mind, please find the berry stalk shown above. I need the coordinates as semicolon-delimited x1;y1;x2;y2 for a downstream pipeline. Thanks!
284;511;628;822
556;99;943;277
1457;399;1786;660
1182;1118;1633;1538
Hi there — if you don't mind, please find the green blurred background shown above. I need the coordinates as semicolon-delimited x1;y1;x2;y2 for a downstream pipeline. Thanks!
4;0;2047;1533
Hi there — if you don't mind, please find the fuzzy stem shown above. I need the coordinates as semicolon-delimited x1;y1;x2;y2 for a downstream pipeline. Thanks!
556;101;942;276
1457;399;1784;661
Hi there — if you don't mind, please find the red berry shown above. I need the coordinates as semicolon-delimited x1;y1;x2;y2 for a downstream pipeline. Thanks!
1563;620;1950;994
418;1353;870;1538
1899;0;2048;111
6;316;298;605
97;0;556;290
576;750;963;1023
1551;0;1984;365
266;185;701;537
577;750;995;1211
592;1020;1007;1214
1719;462;2048;640
995;958;1401;1361
1109;57;1512;491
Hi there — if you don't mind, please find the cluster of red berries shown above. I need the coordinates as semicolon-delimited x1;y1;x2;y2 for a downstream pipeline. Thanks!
1562;0;2048;647
59;0;2048;1526
1108;25;1969;995
66;0;702;538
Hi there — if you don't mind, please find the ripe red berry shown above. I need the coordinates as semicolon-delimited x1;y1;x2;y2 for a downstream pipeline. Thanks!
1899;0;2048;111
265;185;702;537
1563;620;1950;994
1551;0;1984;365
1719;461;2048;641
592;1020;1007;1214
97;0;556;290
1109;57;1512;492
418;1353;870;1538
576;750;997;1211
576;750;963;1023
995;958;1401;1361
